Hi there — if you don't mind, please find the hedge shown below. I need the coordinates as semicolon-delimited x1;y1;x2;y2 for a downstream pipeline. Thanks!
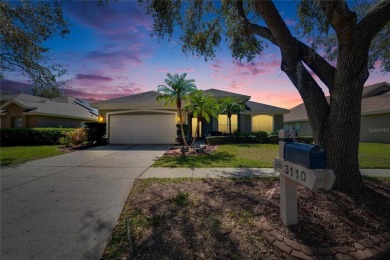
206;134;314;145
84;122;107;145
206;135;261;145
0;128;75;146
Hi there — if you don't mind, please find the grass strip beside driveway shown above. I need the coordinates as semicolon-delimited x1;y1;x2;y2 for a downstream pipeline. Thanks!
153;143;390;169
153;144;278;168
0;145;65;166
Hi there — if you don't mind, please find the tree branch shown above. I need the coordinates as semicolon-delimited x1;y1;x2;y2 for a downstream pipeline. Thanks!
297;41;336;89
236;0;336;88
317;0;357;37
358;0;390;42
235;0;278;46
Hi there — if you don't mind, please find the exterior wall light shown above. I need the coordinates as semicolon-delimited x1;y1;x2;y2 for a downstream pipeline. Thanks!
98;114;104;122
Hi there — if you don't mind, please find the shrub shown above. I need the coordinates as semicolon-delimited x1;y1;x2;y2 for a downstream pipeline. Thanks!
295;136;314;144
252;131;269;143
267;135;280;144
206;136;236;145
84;122;107;145
59;128;87;147
0;128;74;146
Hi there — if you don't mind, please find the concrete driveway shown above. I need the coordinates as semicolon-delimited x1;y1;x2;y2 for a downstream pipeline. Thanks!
1;144;170;260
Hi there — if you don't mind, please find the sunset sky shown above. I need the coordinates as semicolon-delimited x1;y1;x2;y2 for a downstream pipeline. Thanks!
2;1;389;109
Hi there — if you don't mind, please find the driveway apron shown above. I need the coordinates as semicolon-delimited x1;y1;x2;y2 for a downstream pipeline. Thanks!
0;145;170;260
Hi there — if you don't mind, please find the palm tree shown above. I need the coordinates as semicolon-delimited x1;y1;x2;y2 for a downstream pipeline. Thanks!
157;73;197;146
185;90;219;147
219;97;245;135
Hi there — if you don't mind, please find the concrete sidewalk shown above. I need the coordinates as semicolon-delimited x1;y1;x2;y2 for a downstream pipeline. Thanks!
139;167;390;179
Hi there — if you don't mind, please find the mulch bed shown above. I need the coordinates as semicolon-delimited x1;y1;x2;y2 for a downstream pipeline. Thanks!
260;178;390;248
58;144;92;152
103;177;390;259
162;145;218;157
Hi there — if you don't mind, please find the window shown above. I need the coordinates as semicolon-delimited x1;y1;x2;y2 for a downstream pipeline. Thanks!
191;118;202;137
252;115;273;132
12;117;22;128
218;114;238;134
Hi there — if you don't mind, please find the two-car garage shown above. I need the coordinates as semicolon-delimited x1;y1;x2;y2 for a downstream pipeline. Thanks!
108;113;177;144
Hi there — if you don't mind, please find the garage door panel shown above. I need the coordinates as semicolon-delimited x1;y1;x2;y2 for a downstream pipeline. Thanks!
110;114;176;144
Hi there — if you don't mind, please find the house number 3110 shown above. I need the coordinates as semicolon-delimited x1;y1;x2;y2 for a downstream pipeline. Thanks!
284;165;307;182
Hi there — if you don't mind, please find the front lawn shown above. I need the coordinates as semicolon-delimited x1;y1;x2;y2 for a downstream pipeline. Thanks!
154;144;278;168
153;142;390;169
358;142;390;168
0;145;65;166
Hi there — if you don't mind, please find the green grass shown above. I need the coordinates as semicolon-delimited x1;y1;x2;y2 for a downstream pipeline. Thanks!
154;143;390;169
0;145;65;166
359;142;390;169
154;144;278;168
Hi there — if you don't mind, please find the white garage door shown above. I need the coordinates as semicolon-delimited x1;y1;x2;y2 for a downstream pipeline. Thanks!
109;114;176;144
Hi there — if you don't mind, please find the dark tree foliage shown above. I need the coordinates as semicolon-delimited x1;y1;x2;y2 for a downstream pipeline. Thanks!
0;0;70;96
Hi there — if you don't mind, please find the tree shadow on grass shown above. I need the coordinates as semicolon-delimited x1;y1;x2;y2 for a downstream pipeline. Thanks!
163;151;235;167
1;158;15;166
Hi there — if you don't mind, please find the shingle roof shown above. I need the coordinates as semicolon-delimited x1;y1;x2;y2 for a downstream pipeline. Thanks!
92;91;164;106
283;102;309;122
1;93;97;120
362;82;390;97
202;88;250;100
245;101;289;114
92;89;289;114
284;82;390;122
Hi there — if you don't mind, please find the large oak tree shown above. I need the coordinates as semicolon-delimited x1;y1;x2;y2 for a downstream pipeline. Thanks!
140;0;390;191
0;0;70;97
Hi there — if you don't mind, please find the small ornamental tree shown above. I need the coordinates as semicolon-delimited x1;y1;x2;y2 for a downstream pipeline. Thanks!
157;73;197;147
185;90;219;147
219;97;245;135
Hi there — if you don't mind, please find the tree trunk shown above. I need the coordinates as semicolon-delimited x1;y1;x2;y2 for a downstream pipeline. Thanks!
321;39;369;191
177;99;188;147
228;113;232;135
190;117;202;147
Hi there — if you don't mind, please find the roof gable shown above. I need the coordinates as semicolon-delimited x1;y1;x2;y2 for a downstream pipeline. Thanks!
245;101;289;114
362;82;390;98
285;83;390;122
0;93;97;120
202;88;250;100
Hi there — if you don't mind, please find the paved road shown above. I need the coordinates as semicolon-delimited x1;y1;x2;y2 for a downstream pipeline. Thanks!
0;145;170;260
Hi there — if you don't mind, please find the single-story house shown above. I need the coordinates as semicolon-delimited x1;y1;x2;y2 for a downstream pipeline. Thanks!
284;82;390;143
0;93;98;128
92;89;289;144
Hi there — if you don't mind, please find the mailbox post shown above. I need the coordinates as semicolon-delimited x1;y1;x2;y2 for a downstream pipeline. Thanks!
275;130;335;226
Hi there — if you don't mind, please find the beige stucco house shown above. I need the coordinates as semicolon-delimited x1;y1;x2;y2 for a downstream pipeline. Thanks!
0;93;98;128
284;82;390;143
92;89;289;144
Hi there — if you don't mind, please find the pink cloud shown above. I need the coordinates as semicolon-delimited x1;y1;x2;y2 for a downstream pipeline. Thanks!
63;1;152;34
85;49;144;68
209;64;221;70
285;19;297;26
75;74;113;81
156;68;169;73
177;68;194;73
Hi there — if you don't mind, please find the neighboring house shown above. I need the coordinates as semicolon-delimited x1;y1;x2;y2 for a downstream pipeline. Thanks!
0;93;98;128
92;89;289;144
284;82;390;143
